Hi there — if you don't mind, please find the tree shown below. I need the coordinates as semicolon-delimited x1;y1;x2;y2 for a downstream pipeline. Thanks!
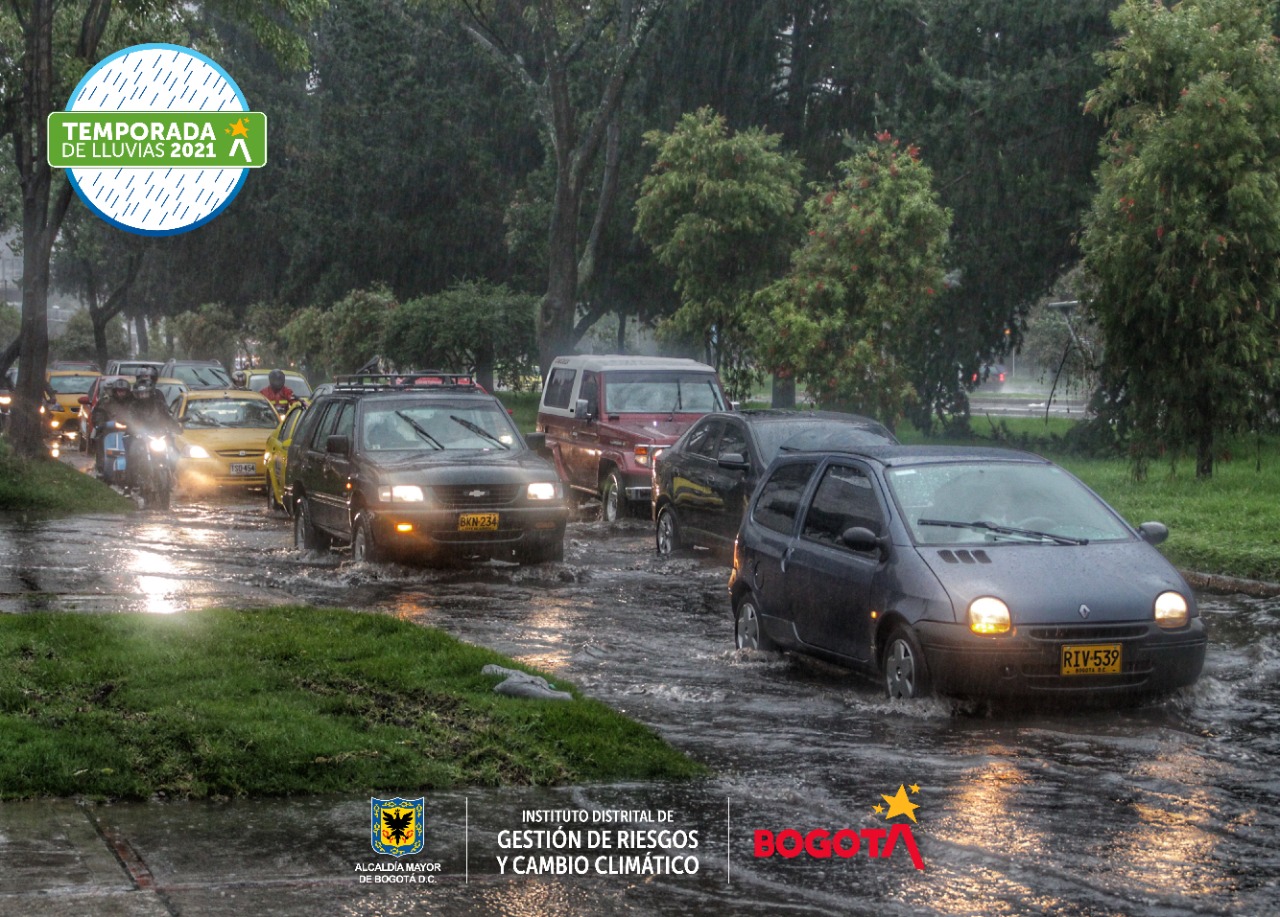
51;309;127;364
1080;0;1280;479
0;0;323;457
448;0;671;371
280;286;399;382
635;108;803;399
382;281;538;391
752;132;951;428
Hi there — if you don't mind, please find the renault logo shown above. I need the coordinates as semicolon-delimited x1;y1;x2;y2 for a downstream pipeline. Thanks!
1078;604;1091;620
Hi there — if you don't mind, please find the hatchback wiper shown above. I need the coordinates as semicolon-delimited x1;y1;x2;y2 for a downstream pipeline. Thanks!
395;411;443;450
917;518;1088;546
450;415;509;449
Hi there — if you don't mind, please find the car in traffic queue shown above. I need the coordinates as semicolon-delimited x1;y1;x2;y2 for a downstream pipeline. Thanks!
653;410;898;557
264;401;307;513
247;369;313;402
286;374;568;565
729;444;1208;702
105;359;166;379
172;389;280;491
536;354;729;521
161;359;233;390
45;369;100;445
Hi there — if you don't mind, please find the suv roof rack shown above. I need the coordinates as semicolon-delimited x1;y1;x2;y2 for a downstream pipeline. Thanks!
332;371;481;392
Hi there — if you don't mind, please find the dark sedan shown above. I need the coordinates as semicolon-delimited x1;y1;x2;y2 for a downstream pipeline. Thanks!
729;444;1207;702
651;410;896;556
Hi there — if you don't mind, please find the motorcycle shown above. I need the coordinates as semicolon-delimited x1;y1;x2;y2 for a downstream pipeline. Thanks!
100;420;174;510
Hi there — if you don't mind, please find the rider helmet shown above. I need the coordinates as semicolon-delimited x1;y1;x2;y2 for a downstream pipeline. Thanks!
136;366;159;385
268;369;285;390
110;377;132;397
232;369;247;387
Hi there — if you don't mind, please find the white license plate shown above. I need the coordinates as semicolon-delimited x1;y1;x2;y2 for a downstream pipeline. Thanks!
230;462;257;475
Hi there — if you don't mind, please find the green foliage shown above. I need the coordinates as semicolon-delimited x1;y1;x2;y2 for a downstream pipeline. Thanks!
0;606;703;799
50;310;127;364
281;286;400;381
1080;0;1280;479
0;304;18;346
751;133;951;427
382;281;538;390
635;108;803;399
168;304;241;370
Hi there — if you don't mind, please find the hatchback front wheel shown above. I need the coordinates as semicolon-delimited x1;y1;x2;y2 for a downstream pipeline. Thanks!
882;625;931;700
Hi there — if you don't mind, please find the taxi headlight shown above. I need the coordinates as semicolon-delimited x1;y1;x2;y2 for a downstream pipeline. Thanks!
377;485;425;503
1154;591;1189;629
968;596;1011;635
527;481;561;500
186;444;210;459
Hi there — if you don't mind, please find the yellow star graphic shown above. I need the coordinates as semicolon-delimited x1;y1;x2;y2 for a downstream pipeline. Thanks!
910;784;920;794
881;785;920;823
225;118;250;138
872;804;884;815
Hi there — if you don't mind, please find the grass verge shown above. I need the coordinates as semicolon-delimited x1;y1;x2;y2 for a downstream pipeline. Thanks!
0;606;705;800
0;438;133;515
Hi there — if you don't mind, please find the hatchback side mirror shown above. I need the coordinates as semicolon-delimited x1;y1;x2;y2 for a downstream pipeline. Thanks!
841;526;889;557
1137;521;1168;546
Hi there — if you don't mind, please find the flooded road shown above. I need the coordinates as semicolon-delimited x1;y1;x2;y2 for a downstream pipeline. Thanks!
2;498;1278;915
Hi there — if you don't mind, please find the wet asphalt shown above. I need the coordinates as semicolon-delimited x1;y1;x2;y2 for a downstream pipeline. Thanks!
1;478;1278;916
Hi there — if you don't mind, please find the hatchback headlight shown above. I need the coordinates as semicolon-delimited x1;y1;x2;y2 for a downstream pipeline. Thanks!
377;485;425;503
186;444;210;459
527;481;561;500
968;596;1011;635
1154;591;1189;629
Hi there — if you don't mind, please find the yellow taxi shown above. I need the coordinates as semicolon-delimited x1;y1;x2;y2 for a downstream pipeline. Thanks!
45;369;100;445
264;401;307;512
173;389;280;491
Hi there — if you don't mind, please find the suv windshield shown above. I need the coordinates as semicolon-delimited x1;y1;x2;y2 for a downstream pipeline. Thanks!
173;365;232;388
602;372;726;414
360;400;521;452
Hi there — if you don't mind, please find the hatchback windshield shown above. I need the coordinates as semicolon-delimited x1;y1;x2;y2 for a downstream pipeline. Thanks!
183;398;280;429
602;372;726;414
886;461;1132;544
359;400;521;452
46;374;97;394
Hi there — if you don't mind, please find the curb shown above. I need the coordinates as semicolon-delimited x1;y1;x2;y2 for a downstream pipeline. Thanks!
1180;570;1280;598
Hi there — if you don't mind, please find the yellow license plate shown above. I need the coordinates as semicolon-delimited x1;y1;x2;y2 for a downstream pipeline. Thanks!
1060;643;1122;675
458;512;499;532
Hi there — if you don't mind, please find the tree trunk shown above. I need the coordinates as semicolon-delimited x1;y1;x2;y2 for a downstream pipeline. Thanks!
538;177;583;373
134;312;150;355
771;374;796;409
1195;396;1214;479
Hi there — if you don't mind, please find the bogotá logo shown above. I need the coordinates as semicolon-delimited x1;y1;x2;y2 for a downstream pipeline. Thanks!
753;783;924;871
49;43;267;236
371;797;425;857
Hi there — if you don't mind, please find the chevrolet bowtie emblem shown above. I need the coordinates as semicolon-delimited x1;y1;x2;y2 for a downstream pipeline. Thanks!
466;489;488;498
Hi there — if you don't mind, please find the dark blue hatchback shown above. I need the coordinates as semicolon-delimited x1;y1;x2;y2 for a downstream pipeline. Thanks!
728;445;1207;700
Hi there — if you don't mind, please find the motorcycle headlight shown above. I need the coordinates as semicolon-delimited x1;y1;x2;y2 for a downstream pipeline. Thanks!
0;394;11;406
1154;591;1189;629
186;444;210;459
148;437;168;454
377;485;425;503
526;481;561;500
968;596;1012;635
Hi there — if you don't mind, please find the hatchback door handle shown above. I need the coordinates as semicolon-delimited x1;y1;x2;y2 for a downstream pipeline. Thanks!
780;547;794;573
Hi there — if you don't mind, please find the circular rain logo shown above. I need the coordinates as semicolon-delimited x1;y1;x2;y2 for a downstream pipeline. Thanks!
51;43;268;236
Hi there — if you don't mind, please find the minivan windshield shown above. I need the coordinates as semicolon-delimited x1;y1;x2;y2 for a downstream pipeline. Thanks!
602;372;726;414
886;461;1132;545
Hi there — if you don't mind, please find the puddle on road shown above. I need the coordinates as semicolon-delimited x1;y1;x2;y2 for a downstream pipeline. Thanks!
2;500;1280;914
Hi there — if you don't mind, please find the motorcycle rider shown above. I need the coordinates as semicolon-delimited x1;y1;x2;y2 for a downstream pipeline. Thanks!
231;369;248;389
90;378;134;477
125;373;180;490
259;369;298;413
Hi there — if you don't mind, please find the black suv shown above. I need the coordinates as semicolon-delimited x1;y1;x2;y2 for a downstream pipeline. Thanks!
286;374;568;564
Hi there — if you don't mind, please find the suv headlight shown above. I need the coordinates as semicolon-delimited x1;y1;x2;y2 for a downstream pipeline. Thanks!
1154;591;1189;629
378;484;425;503
527;481;561;500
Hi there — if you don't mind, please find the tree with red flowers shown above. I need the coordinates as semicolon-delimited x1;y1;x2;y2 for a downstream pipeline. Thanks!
750;132;951;428
1081;0;1280;479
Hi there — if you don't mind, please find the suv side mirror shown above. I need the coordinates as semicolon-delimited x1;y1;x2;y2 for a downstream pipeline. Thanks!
525;431;550;455
325;434;350;456
574;398;594;422
717;452;749;472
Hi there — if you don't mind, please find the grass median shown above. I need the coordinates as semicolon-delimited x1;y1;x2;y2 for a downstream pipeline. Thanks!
0;438;133;514
0;606;704;800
